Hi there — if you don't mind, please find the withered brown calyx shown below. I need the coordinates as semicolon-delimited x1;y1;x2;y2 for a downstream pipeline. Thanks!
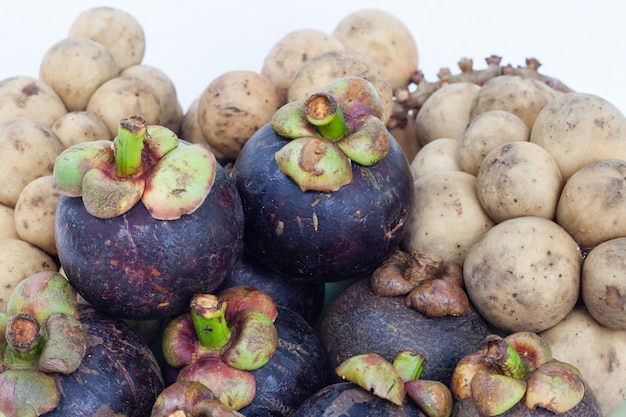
370;250;470;317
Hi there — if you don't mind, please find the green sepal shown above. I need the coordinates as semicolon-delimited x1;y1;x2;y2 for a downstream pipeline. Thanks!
335;353;406;406
6;272;79;324
0;369;60;417
392;351;426;382
81;167;145;219
142;144;217;220
51;140;114;196
271;100;320;139
337;115;390;166
36;313;86;374
275;137;352;192
145;124;180;160
221;309;278;371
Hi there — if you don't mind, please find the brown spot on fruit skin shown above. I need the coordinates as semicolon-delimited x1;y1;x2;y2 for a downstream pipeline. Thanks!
21;82;41;96
299;138;326;173
605;285;626;309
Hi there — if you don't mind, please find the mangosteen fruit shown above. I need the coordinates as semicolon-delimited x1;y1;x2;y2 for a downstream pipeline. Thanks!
294;382;427;417
294;349;456;417
320;274;490;386
47;304;164;416
450;332;602;417
162;287;329;415
230;76;414;282
53;115;244;320
452;384;601;417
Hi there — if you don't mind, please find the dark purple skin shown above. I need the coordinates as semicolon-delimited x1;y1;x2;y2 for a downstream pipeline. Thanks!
230;122;414;283
46;305;164;417
320;277;490;387
293;382;427;417
163;306;330;417
217;248;326;325
55;164;244;320
452;383;602;417
241;306;330;416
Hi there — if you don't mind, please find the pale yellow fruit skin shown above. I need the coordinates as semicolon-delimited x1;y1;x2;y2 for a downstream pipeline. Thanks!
556;159;626;248
261;29;346;103
14;175;60;256
0;238;57;312
52;111;111;148
332;9;418;91
69;6;145;72
540;308;626;417
39;37;118;112
0;204;18;239
0;117;65;207
463;216;581;333
0;76;67;126
402;170;495;265
582;237;626;330
470;75;557;131
86;76;163;138
475;141;563;223
197;70;281;161
409;137;460;181
121;64;182;132
530;92;626;180
457;109;530;176
415;82;481;146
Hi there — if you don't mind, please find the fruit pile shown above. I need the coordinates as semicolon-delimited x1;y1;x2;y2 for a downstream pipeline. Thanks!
0;5;625;417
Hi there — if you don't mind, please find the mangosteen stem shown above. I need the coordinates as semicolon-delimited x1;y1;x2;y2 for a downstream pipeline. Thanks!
114;115;147;178
304;92;347;141
190;294;232;351
4;313;43;366
483;335;529;380
393;351;426;382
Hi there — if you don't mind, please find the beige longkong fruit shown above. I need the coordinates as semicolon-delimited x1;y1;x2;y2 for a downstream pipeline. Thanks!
69;6;145;72
332;9;418;92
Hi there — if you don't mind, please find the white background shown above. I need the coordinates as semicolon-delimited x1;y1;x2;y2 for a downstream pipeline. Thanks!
1;0;625;116
1;1;626;416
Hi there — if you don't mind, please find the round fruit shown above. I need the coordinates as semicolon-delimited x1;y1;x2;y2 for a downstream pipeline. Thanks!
320;277;490;386
469;75;557;131
55;162;244;320
231;122;413;282
415;82;480;146
581;237;626;330
463;216;581;333
530;92;626;180
331;8;418;91
457;109;530;176
556;158;626;248
475;141;563;223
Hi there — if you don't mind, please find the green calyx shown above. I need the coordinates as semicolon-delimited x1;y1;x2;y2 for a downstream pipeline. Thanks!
392;350;426;382
52;114;217;220
0;272;87;416
272;76;390;192
188;293;278;371
163;289;279;373
483;335;529;380
459;332;585;415
336;352;406;406
160;289;279;411
337;351;454;416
